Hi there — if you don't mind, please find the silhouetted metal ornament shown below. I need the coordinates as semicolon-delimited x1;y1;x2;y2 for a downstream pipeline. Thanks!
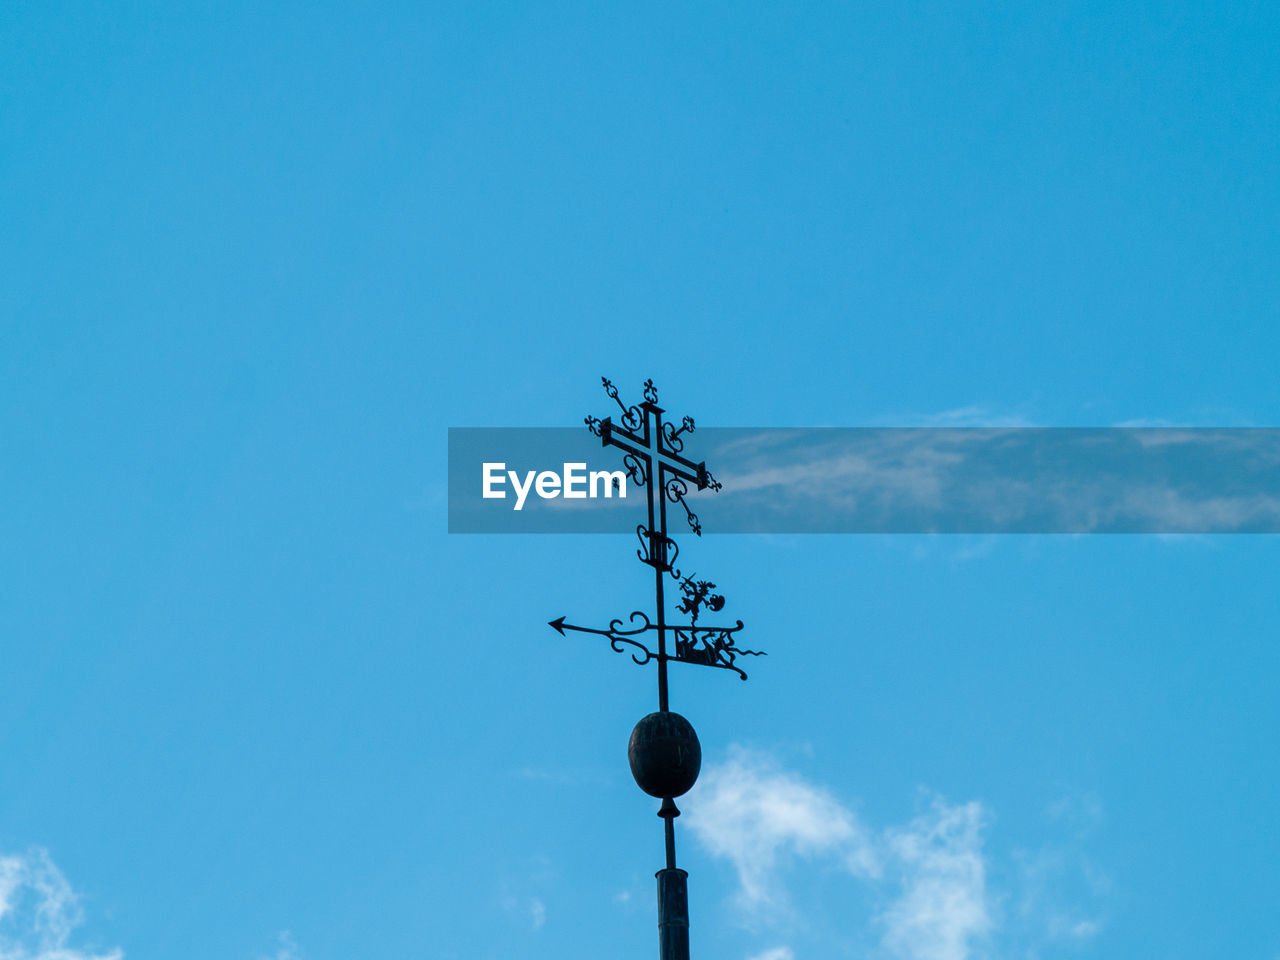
628;711;702;799
550;379;764;960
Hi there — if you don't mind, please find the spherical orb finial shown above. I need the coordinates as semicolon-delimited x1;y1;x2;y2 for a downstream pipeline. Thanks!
627;711;701;798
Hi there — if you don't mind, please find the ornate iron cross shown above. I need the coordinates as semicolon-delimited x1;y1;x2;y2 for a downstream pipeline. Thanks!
548;377;765;711
545;377;765;960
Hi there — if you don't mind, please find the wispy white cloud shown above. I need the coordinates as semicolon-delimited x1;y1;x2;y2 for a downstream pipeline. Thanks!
1110;417;1182;428
500;894;549;932
1046;792;1104;834
1012;846;1107;951
0;848;121;960
1012;795;1109;953
686;750;1106;960
512;766;614;787
889;406;1038;428
683;746;878;912
1046;915;1100;940
881;800;991;960
497;854;556;934
257;930;301;960
709;427;1280;534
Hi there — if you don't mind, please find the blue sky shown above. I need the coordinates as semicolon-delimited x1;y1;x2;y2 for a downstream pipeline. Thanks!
2;3;1278;959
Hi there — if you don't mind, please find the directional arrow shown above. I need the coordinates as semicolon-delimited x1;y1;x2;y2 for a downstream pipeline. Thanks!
547;615;621;639
545;612;658;665
549;615;745;638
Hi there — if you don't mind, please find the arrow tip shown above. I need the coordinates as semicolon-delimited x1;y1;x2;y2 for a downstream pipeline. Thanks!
548;616;566;636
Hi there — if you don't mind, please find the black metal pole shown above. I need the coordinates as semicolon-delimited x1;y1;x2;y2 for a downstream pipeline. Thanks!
656;798;688;960
656;867;690;960
652;410;669;714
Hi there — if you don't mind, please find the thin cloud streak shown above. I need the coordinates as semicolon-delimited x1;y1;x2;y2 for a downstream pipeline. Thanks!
709;428;1280;533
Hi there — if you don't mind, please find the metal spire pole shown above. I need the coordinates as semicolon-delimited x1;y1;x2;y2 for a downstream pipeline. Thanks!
548;377;767;960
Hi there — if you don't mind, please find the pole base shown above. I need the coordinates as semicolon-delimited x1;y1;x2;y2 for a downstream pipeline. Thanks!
656;867;689;960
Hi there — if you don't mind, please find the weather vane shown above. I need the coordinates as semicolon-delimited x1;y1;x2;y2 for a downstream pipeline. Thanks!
547;377;765;960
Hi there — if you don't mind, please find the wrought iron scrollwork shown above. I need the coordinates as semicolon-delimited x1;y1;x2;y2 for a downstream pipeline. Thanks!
606;611;657;665
602;377;644;431
661;416;695;455
636;525;681;578
664;475;703;536
555;377;764;690
549;611;658;666
622;452;648;488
